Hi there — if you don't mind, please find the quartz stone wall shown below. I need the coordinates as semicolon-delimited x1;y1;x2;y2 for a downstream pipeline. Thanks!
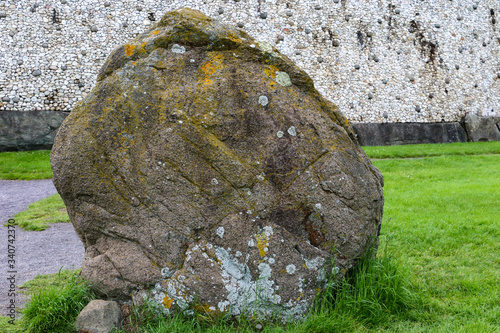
0;0;499;123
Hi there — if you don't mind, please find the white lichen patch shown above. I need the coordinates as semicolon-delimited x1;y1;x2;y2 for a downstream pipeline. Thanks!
216;226;225;239
286;264;296;274
258;95;269;106
275;71;292;87
211;178;219;185
287;126;297;136
171;44;186;54
214;245;281;315
257;41;273;53
277;131;284;138
314;203;322;210
302;256;325;270
161;267;175;278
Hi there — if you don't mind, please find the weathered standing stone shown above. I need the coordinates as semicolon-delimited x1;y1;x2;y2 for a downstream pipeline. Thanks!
51;8;384;319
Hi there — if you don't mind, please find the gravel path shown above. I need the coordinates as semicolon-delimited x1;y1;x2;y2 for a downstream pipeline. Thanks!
0;180;84;317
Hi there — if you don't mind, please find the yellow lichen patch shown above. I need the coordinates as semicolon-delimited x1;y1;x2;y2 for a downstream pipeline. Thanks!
141;42;147;50
124;44;135;57
255;233;269;257
200;52;224;85
263;65;279;79
162;295;174;309
152;29;161;35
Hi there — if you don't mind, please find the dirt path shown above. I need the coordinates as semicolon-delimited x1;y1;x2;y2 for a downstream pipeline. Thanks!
0;180;84;317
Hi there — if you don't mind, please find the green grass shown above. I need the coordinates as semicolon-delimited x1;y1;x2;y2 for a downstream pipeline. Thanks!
0;143;499;332
0;270;94;333
8;194;69;231
371;154;500;332
362;141;500;159
0;150;52;180
20;269;95;333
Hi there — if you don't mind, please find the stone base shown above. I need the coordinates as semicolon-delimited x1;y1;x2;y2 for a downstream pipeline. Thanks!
464;114;500;142
0;110;69;152
1;111;499;150
352;122;468;146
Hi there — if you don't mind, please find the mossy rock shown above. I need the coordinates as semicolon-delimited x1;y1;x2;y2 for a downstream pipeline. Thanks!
51;8;384;320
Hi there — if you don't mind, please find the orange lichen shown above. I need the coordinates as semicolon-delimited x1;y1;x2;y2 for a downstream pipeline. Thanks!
263;65;279;78
163;295;174;309
124;44;135;57
200;52;224;85
255;233;268;257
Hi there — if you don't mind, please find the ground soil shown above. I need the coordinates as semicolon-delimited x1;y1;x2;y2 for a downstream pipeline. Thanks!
0;179;84;317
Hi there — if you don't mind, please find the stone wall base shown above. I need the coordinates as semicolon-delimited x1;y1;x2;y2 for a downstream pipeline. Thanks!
353;117;500;146
0;111;69;152
1;111;499;151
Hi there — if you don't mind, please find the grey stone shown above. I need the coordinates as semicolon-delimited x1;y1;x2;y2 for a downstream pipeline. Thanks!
17;60;23;65
75;300;122;333
464;114;500;142
374;57;380;62
0;11;6;19
277;34;284;41
260;12;267;19
122;22;128;28
332;39;340;46
317;57;324;63
353;122;467;146
314;5;322;10
90;26;98;32
32;69;41;76
2;96;10;102
237;22;244;28
104;2;111;7
455;64;460;70
445;78;450;84
395;9;401;14
378;18;383;24
434;23;441;28
81;50;87;55
415;105;421;112
12;97;20;103
52;8;383;320
383;112;388;118
354;64;360;69
0;110;69;152
61;0;67;4
61;65;68;70
368;93;373;99
305;28;311;34
137;6;143;11
218;8;224;14
286;10;293;17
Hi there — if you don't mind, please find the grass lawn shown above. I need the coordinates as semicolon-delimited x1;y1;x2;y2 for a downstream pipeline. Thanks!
0;142;498;332
7;194;70;231
0;150;52;180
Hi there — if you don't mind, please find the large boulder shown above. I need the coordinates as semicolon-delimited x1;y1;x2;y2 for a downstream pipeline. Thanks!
51;8;384;319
